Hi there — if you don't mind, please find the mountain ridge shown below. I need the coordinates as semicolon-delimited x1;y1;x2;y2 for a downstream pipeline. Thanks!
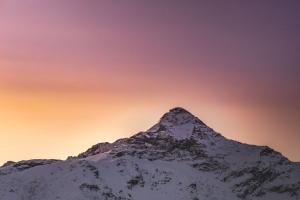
1;107;299;200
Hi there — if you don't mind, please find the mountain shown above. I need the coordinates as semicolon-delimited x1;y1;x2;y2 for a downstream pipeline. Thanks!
0;107;299;200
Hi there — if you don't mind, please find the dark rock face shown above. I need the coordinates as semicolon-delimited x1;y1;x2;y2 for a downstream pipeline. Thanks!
68;139;128;160
1;161;15;168
13;161;51;172
80;183;100;191
77;142;115;159
127;175;144;190
268;183;300;197
0;159;60;176
223;166;281;198
109;135;209;162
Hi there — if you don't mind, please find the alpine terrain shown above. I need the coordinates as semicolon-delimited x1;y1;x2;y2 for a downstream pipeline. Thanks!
0;107;299;200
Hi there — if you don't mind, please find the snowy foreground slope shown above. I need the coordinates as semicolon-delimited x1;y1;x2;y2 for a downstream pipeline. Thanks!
1;108;300;200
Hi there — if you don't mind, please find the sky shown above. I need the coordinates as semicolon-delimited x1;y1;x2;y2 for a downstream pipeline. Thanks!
0;0;299;164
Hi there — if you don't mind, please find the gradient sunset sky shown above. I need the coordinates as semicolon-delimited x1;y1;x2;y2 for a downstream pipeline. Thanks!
0;1;299;164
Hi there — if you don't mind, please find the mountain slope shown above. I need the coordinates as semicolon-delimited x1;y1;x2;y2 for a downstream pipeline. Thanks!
1;107;299;200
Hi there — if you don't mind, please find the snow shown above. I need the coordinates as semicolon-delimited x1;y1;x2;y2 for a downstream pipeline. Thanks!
169;123;194;140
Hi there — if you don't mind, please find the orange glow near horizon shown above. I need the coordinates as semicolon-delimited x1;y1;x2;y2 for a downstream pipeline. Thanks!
0;1;299;164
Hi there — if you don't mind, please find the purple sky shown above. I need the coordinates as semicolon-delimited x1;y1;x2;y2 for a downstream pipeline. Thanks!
0;1;299;163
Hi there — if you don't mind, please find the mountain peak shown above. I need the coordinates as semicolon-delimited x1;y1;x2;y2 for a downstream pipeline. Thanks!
143;107;208;140
158;107;205;127
169;107;191;114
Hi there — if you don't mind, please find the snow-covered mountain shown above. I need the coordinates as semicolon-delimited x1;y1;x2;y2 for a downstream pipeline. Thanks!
1;107;299;200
